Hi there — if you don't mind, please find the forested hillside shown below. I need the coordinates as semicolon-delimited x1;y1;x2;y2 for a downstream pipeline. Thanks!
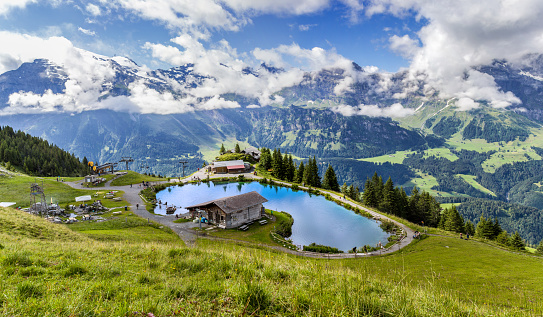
0;126;86;177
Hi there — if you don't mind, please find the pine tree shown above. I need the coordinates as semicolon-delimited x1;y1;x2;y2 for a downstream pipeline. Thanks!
310;156;321;187
322;164;339;191
285;154;295;182
260;148;272;170
443;206;464;233
464;220;475;236
234;143;241;153
379;177;396;214
220;143;226;154
341;182;348;196
271;149;283;179
295;161;305;183
303;157;320;187
395;187;409;218
363;178;377;207
509;231;525;250
496;231;509;246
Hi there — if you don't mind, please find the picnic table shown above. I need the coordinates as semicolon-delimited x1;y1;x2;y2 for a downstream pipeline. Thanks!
238;224;249;231
259;219;268;225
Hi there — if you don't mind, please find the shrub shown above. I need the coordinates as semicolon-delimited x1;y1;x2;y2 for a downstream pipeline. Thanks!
379;220;398;233
274;212;293;238
303;243;342;254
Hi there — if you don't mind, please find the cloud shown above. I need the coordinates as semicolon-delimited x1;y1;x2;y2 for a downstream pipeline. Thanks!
85;3;101;16
332;103;415;118
298;24;317;31
252;43;353;71
455;97;479;111
78;27;96;36
222;0;330;15
338;0;364;23
388;34;418;59
368;0;543;108
0;0;37;15
111;0;242;32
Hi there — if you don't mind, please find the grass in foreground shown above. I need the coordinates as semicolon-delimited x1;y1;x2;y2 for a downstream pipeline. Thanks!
1;207;543;316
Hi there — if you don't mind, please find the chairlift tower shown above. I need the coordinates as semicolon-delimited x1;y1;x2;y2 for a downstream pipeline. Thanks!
179;160;188;177
119;156;134;171
29;180;47;214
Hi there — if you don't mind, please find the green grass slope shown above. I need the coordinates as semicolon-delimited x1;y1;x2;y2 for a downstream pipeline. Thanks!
1;207;543;316
110;170;167;186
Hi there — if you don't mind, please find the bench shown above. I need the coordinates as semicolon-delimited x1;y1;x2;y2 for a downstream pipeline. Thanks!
259;220;268;225
238;225;249;231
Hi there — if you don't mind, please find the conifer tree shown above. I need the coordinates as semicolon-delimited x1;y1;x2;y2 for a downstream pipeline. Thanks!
443;206;464;233
295;161;305;183
363;178;377;207
220;143;226;154
271;149;283;179
496;230;509;246
285;154;295;182
378;177;395;214
322;164;339;191
347;184;359;200
341;182;348;195
312;157;321;188
259;148;272;170
396;187;409;218
509;231;525;250
464;220;475;236
234;143;241;153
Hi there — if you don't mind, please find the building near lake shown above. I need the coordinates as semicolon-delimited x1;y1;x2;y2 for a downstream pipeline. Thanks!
211;160;249;174
242;146;261;161
185;191;268;229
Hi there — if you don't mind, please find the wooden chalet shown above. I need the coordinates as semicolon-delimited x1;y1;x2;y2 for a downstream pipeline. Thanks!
185;191;268;229
212;160;248;174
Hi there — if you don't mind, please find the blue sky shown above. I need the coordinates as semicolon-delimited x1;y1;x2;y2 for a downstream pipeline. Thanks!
0;0;421;72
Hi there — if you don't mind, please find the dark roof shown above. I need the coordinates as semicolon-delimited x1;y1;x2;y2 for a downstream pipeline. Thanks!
185;191;268;214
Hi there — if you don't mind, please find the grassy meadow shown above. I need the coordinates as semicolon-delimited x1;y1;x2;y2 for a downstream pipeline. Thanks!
0;175;91;208
1;206;543;316
110;171;168;186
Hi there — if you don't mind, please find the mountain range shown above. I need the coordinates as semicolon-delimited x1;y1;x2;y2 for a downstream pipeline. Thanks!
2;51;543;243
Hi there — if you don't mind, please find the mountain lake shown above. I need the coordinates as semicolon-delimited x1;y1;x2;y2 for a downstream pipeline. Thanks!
155;181;390;251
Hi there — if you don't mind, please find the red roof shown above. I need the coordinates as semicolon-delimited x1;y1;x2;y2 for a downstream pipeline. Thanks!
227;165;245;169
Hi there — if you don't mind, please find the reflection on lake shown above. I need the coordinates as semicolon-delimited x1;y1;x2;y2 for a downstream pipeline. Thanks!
155;181;389;251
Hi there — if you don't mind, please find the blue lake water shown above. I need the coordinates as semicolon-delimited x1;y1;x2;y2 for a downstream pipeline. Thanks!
155;181;389;251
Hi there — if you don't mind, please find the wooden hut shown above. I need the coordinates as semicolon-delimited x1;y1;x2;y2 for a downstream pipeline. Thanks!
185;191;268;229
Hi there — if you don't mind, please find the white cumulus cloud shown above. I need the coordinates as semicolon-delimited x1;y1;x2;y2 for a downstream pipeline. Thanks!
370;0;543;108
78;27;96;36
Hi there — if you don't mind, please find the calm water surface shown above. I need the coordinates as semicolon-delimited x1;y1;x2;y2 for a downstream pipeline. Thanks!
155;182;389;251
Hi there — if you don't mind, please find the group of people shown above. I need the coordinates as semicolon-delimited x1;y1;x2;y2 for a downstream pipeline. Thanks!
460;233;469;240
413;231;422;239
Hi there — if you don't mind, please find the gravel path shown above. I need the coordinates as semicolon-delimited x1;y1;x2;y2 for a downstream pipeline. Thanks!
64;169;416;258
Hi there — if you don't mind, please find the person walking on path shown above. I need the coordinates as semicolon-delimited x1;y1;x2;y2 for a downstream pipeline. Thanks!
136;203;139;210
